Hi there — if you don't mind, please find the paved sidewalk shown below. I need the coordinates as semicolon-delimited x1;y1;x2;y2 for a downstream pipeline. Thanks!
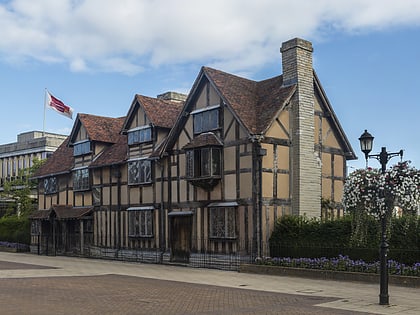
0;252;418;314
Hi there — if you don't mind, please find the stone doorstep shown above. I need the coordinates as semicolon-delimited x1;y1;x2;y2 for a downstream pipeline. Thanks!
239;264;420;288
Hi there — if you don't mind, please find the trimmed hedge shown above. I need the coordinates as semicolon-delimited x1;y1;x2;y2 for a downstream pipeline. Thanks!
0;215;31;245
269;215;419;265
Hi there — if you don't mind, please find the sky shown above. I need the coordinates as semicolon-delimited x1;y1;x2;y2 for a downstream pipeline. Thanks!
0;0;419;172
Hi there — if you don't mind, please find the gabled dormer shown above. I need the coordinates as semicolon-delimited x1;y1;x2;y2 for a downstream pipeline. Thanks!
121;93;184;185
68;113;125;191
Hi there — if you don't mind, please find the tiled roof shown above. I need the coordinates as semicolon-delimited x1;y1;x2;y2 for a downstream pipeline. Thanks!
29;205;93;220
33;137;73;178
90;133;127;167
203;67;296;134
136;94;184;129
182;132;223;149
77;114;125;144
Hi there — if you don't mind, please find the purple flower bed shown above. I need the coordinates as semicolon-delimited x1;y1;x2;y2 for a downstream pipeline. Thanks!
258;255;420;277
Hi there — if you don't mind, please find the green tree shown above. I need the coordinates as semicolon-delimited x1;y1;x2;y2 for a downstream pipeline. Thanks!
0;158;45;217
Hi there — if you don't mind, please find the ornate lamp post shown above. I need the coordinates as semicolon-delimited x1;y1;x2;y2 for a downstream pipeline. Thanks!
358;130;403;305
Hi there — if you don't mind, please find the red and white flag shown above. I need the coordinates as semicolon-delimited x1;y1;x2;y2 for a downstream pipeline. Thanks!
45;91;74;119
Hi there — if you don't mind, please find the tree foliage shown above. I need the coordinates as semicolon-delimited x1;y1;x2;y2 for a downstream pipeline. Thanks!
0;158;45;217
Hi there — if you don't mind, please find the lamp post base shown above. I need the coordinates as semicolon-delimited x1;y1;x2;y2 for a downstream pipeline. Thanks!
379;294;389;305
379;215;389;305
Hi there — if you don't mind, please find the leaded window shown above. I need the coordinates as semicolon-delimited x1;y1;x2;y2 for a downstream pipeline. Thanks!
193;107;219;134
186;147;221;178
73;141;91;156
128;159;152;184
73;168;90;191
128;208;153;237
31;221;41;235
209;207;236;239
44;177;57;194
128;127;152;145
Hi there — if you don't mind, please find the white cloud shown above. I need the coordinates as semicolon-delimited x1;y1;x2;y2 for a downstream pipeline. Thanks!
0;0;419;74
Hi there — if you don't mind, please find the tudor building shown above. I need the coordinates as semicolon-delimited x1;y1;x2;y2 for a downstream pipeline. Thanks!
30;38;356;261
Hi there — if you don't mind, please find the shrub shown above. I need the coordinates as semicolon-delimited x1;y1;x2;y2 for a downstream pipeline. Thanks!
0;215;30;245
270;215;419;264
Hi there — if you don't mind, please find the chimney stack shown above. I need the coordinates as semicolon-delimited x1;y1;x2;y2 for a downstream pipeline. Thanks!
281;38;321;218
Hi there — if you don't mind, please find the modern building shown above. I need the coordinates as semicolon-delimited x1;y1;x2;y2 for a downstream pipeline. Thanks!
30;38;356;263
0;131;67;215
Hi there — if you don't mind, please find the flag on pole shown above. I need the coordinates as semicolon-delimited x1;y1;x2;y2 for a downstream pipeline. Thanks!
45;91;74;119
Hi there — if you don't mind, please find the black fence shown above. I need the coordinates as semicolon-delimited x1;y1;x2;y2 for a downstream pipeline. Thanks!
31;235;420;271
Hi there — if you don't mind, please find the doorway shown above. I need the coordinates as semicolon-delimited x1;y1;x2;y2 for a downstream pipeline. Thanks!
169;212;193;263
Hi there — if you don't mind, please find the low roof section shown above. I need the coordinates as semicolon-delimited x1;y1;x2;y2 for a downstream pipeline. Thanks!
29;205;93;220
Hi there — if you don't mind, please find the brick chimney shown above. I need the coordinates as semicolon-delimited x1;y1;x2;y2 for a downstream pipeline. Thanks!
281;38;321;218
157;91;187;103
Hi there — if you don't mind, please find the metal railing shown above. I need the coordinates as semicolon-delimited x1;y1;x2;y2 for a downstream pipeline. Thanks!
31;235;419;271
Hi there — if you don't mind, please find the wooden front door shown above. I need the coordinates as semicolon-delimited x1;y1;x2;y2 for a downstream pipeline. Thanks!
170;214;192;263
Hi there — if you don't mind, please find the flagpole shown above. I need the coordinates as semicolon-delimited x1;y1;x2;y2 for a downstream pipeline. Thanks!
43;89;47;137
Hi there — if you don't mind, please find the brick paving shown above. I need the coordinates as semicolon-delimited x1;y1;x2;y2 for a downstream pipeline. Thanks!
0;274;373;315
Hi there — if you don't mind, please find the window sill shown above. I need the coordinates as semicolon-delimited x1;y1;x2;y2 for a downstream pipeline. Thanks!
128;182;153;186
209;237;238;241
73;188;91;192
128;235;154;239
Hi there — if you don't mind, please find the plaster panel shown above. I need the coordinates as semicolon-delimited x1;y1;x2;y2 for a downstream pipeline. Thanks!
262;172;273;198
277;174;289;199
224;174;236;199
224;147;236;171
240;172;252;198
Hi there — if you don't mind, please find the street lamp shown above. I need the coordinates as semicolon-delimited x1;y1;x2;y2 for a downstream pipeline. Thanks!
358;130;403;305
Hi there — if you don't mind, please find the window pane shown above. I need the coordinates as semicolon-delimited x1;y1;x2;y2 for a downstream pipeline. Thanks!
143;128;151;142
128;161;140;184
186;150;194;178
145;211;152;236
141;160;151;183
193;113;202;134
73;169;89;190
129;211;135;236
226;207;235;237
210;109;219;130
128;132;134;145
211;148;221;176
140;211;145;235
128;210;154;237
202;111;210;132
201;148;210;176
209;207;236;238
210;208;224;238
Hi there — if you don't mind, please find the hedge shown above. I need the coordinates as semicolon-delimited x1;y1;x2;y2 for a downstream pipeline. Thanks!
269;215;419;265
0;215;31;245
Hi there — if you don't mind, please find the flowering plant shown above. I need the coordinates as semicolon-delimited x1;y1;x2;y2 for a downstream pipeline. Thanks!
258;255;420;277
343;161;420;218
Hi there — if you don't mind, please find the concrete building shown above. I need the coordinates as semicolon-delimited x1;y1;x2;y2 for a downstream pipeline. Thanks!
0;131;67;215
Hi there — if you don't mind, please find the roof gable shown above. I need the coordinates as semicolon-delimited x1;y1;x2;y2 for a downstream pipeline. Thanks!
69;114;125;145
313;71;356;160
122;94;184;132
203;67;296;134
90;133;128;168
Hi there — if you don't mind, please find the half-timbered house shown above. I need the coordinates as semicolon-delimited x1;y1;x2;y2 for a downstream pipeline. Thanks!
30;38;356;263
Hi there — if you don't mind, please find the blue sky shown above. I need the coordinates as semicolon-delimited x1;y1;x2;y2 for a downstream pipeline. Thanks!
1;0;419;171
